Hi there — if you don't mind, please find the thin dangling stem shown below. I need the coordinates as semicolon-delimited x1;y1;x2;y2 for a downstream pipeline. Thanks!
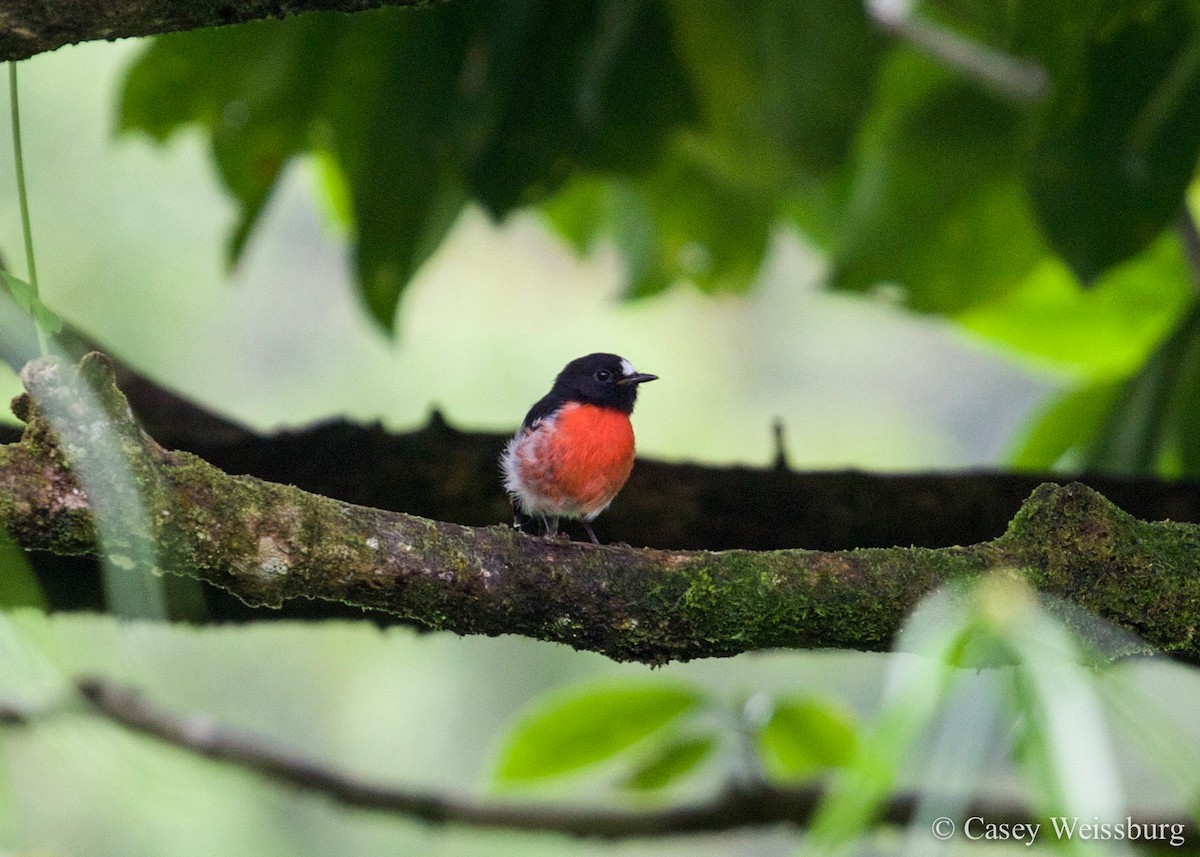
9;62;48;356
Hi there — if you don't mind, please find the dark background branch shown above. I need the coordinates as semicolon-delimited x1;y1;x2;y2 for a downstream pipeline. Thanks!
0;678;1160;844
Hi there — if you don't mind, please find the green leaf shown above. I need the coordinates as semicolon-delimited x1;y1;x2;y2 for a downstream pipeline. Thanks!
759;697;858;780
544;135;775;297
637;135;774;295
1008;380;1124;471
0;532;45;610
958;229;1193;375
667;0;884;173
120;7;472;330
822;56;1045;313
0;270;63;336
0;611;68;708
311;149;353;237
120;14;341;264
119;2;699;330
923;0;1144;84
544;174;664;291
324;9;472;328
1175;319;1200;478
462;0;696;217
1086;300;1200;476
545;175;648;254
493;682;704;784
1029;2;1200;282
621;733;717;792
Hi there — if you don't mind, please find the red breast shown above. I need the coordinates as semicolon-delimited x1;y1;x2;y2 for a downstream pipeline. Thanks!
512;402;636;518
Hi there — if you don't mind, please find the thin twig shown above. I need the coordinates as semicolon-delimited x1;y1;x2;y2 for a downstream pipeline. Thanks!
771;419;789;472
76;677;809;836
868;0;1049;102
7;62;47;356
44;678;1192;844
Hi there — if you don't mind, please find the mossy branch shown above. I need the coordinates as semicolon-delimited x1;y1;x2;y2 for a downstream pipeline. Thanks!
0;0;436;62
4;353;1200;664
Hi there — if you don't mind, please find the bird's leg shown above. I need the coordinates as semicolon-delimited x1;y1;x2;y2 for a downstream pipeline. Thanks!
511;500;529;534
582;520;600;545
540;515;560;538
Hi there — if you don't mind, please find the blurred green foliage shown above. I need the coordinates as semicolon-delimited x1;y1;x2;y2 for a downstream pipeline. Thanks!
620;733;717;792
116;0;1200;478
493;682;703;784
758;696;858;780
0;270;61;339
459;574;1200;849
115;0;1200;312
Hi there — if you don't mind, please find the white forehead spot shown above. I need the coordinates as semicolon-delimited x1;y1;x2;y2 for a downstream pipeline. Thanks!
620;358;635;377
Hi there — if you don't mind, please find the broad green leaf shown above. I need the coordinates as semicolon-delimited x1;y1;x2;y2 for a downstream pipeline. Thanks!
115;0;1200;333
121;14;340;263
0;610;68;708
667;0;884;173
0;270;63;336
958;231;1192;375
821;55;1045;313
635;135;774;295
120;1;699;330
0;532;44;610
1029;1;1200;282
462;0;695;217
312;149;353;237
121;8;473;329
759;697;858;780
1176;315;1200;477
1008;380;1123;472
1100;665;1200;823
323;8;472;328
493;682;704;784
621;733;717;792
923;0;1149;85
544;175;650;255
544;135;775;297
544;175;663;289
1086;300;1200;476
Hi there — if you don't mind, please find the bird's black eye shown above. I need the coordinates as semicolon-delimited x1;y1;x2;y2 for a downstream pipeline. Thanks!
595;369;612;382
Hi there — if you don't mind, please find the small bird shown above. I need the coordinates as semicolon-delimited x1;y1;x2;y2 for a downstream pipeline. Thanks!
501;353;658;544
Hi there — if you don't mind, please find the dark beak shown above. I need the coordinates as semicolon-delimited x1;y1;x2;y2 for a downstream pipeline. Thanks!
617;372;659;386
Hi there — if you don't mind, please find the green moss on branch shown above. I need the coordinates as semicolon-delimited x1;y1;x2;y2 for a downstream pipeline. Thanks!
3;354;1199;664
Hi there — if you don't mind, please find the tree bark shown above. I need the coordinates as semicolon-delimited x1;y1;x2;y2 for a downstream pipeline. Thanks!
15;342;1200;627
0;0;432;61
4;353;1200;664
